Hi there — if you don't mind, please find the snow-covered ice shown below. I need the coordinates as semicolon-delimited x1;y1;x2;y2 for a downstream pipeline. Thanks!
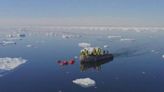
72;78;96;88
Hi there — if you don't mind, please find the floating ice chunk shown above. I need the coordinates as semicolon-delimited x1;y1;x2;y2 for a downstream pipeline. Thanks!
0;40;16;46
6;33;25;38
103;45;108;48
151;50;155;52
62;34;73;39
151;50;160;54
74;56;78;59
0;57;27;71
26;44;37;48
162;55;164;58
26;44;33;48
58;90;62;92
45;32;56;36
5;37;22;41
6;34;15;38
120;38;135;41
78;42;91;48
62;34;81;39
142;72;146;75
72;78;96;88
107;35;122;39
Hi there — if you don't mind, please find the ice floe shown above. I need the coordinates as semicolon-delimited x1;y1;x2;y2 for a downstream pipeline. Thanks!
62;34;81;39
120;38;135;41
74;56;78;59
151;50;155;52
162;55;164;59
26;44;33;48
72;78;96;88
6;34;15;38
78;42;91;48
6;33;26;38
107;35;122;39
0;40;16;46
150;50;160;54
45;32;57;37
5;37;22;41
62;34;71;39
0;57;27;71
142;72;146;75
103;45;108;48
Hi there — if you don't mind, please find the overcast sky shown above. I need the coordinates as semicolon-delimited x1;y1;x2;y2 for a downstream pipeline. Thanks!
0;0;163;27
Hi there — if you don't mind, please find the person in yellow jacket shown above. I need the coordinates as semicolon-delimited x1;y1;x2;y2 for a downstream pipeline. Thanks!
80;49;89;56
84;49;89;56
96;48;102;55
92;48;97;56
81;47;105;56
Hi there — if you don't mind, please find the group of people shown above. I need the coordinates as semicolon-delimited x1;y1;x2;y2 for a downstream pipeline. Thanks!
80;47;109;56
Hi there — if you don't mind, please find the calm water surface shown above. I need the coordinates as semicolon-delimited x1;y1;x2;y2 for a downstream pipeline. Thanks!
0;27;164;92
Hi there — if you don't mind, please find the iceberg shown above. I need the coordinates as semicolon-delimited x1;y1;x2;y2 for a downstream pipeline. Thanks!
72;78;96;88
0;57;27;71
78;42;91;48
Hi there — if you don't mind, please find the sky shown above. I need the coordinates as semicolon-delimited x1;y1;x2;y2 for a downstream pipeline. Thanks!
0;0;164;27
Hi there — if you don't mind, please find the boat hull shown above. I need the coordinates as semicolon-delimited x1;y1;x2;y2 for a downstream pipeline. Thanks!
80;54;114;63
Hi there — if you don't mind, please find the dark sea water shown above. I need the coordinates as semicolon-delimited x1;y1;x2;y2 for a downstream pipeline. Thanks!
0;27;164;92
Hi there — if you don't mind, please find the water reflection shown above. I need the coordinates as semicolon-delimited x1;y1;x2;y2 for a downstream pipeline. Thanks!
80;57;113;72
